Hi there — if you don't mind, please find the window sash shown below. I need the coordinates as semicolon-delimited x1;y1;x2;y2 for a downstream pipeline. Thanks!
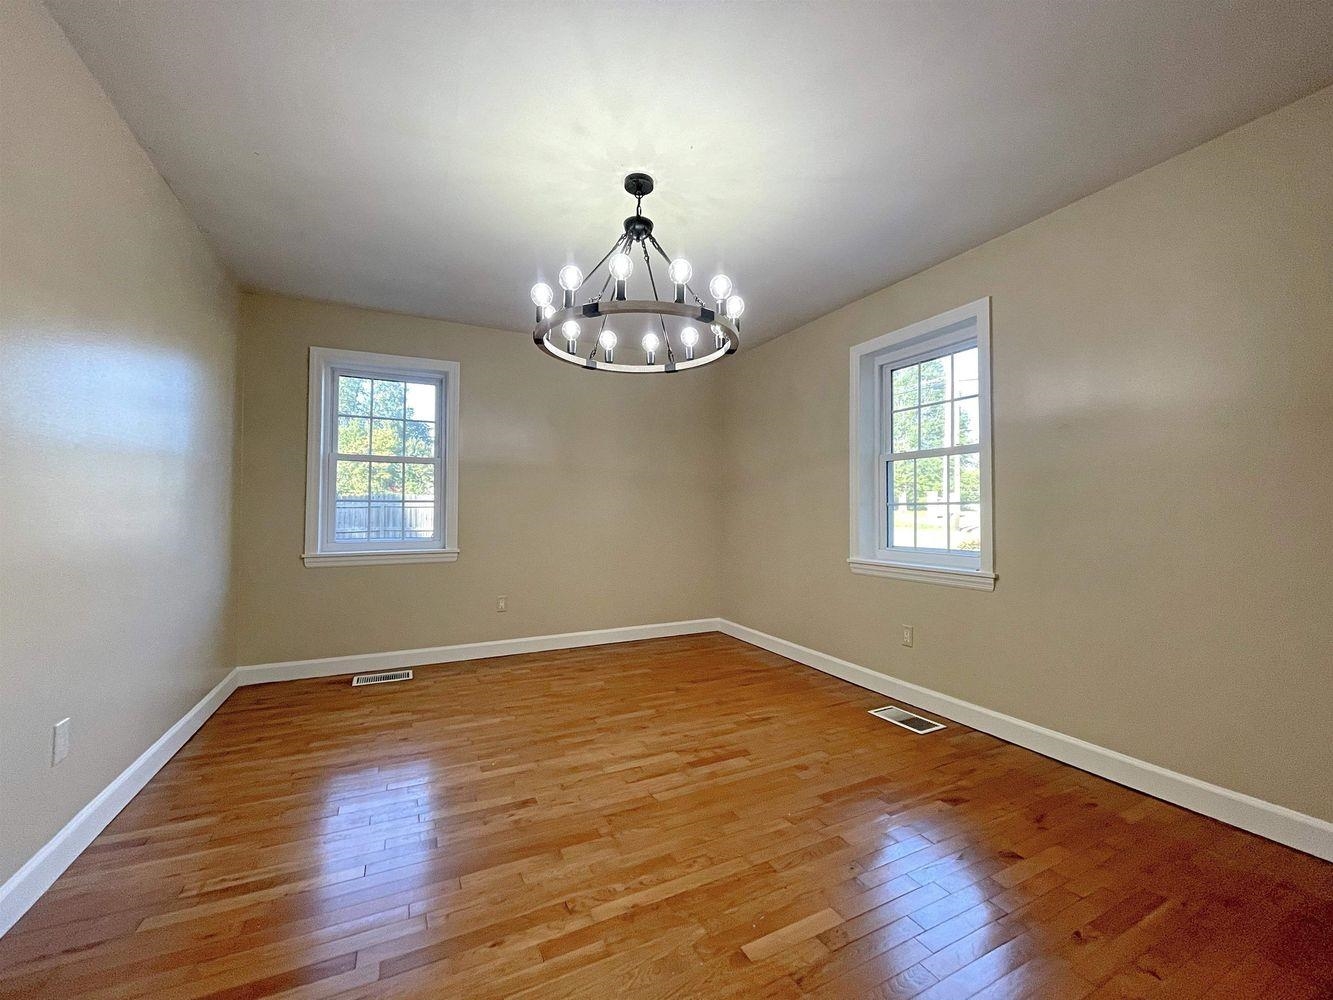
319;364;448;554
873;342;981;564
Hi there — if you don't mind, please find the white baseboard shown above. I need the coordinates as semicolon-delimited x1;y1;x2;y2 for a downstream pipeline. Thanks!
0;667;240;938
715;619;1333;862
234;618;724;685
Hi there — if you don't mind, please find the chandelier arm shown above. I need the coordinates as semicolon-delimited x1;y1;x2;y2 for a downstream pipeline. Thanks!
588;312;609;363
640;243;675;363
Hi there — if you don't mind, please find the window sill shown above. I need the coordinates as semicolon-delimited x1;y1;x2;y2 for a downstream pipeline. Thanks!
303;549;460;568
848;558;995;591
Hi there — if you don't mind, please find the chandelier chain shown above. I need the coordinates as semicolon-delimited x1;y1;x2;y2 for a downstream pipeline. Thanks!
640;243;675;363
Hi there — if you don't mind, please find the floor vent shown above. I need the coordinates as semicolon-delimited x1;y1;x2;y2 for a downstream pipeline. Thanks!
869;705;946;734
351;669;413;687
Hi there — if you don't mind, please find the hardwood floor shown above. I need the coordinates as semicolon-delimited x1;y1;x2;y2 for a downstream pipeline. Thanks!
1;633;1329;999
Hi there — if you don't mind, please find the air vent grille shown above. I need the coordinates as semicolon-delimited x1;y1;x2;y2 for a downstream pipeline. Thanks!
351;670;413;687
869;705;945;734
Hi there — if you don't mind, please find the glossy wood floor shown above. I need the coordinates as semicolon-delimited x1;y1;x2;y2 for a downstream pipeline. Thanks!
1;634;1329;999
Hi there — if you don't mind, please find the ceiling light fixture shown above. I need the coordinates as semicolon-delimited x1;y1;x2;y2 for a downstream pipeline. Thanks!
529;173;742;373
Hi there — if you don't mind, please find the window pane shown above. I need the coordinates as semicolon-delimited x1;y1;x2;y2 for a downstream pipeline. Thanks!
338;376;371;416
337;416;369;454
404;420;435;458
917;456;944;502
372;379;406;418
370;461;402;501
891;365;918;409
953;348;979;398
890;460;915;505
916;504;948;549
953;397;979;446
892;410;918;453
336;460;369;501
953;453;980;502
370;502;404;540
404;463;434;501
919;402;950;449
889;505;915;548
951;503;981;551
404;503;435;539
334;504;368;540
371;419;404;456
405;381;437;421
920;356;950;404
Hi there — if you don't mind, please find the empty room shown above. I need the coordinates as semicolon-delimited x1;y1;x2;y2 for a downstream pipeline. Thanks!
2;0;1331;996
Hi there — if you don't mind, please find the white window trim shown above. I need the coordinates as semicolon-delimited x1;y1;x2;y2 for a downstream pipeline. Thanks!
303;347;460;567
849;297;995;591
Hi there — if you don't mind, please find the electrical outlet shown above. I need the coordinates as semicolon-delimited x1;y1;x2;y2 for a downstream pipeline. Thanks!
901;625;914;648
496;595;508;613
52;718;71;766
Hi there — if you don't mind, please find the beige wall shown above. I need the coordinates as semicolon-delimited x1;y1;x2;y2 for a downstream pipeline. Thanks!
719;86;1333;821
234;293;723;665
0;0;238;882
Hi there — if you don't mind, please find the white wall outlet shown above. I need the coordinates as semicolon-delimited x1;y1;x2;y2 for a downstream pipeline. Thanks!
52;718;71;766
496;595;507;612
901;625;914;648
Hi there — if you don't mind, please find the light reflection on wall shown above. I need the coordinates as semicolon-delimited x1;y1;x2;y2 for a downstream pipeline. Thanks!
0;333;210;547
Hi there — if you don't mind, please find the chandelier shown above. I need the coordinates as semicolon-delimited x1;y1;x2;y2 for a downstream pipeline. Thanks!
528;173;744;373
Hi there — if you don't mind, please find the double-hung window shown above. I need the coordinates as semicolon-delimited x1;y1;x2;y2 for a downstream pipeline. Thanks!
304;347;459;566
849;298;994;590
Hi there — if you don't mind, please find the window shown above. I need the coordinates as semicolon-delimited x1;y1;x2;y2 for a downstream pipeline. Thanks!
304;347;459;566
849;299;994;590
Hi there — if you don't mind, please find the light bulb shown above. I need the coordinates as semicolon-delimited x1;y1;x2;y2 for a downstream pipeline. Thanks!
680;325;699;360
725;294;745;319
530;282;553;307
708;274;732;300
609;252;633;280
561;320;580;343
667;258;692;284
558;264;583;291
598;329;618;351
712;322;726;348
542;304;555;319
642;332;660;353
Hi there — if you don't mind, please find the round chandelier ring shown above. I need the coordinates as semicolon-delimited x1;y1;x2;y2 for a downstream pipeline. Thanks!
526;172;748;375
534;300;739;374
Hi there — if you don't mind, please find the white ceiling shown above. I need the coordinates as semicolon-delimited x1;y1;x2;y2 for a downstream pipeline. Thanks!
47;0;1333;346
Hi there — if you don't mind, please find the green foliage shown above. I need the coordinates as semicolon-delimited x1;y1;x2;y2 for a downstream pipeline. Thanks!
404;463;434;500
339;376;371;415
372;379;405;418
336;460;368;500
